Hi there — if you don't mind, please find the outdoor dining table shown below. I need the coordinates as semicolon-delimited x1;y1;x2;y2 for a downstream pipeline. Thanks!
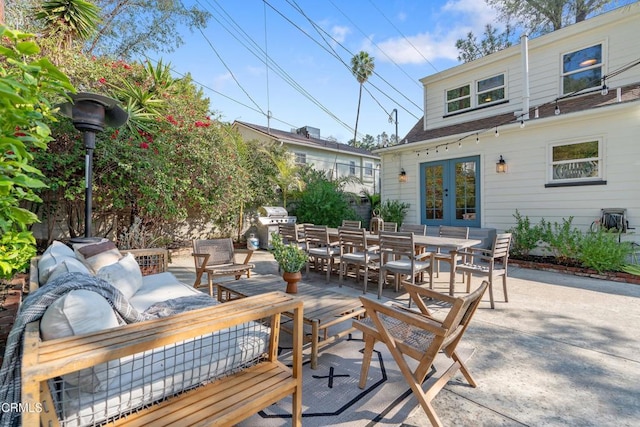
326;227;482;294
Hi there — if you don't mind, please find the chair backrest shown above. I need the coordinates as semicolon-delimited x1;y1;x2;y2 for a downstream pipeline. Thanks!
438;225;469;239
382;222;398;232
491;233;512;260
192;238;234;268
399;223;427;235
278;223;300;244
304;224;331;249
379;231;415;259
440;280;489;351
342;220;362;228
338;226;366;255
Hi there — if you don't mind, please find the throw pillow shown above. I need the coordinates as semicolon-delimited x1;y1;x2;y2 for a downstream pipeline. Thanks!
96;252;143;300
46;258;92;285
75;240;123;273
37;241;76;285
40;289;120;393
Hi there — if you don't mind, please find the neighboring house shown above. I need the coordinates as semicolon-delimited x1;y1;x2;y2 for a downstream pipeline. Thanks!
376;3;640;244
234;121;381;196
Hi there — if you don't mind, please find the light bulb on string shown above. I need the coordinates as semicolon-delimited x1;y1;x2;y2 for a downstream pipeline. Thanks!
476;134;479;144
458;140;462;148
554;102;560;115
495;127;499;137
601;84;609;96
520;120;525;128
445;144;449;151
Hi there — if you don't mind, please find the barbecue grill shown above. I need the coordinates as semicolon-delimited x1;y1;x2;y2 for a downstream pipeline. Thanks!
256;206;297;249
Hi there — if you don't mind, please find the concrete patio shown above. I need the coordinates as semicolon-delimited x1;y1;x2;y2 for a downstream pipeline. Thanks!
168;249;640;426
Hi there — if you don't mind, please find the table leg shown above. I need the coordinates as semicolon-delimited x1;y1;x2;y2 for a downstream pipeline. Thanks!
311;319;320;369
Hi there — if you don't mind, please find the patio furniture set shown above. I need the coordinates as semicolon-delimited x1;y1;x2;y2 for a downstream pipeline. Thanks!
10;224;510;426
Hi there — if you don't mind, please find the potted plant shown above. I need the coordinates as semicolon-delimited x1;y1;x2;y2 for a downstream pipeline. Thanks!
270;233;308;293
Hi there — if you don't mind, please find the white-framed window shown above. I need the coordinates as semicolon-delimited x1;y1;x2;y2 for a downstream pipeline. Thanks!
349;161;356;176
294;152;306;165
562;44;603;95
477;74;505;106
445;73;505;114
549;139;602;183
446;84;470;113
364;162;373;177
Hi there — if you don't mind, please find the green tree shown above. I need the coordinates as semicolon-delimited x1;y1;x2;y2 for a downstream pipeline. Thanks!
456;23;513;62
88;0;211;58
486;0;620;36
350;51;375;145
0;26;74;278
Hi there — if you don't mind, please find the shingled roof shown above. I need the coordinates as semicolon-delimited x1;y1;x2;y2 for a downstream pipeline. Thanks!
403;83;640;145
236;121;379;158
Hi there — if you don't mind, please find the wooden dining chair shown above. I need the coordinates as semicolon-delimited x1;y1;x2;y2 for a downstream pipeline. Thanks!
353;280;489;427
278;223;305;249
341;219;362;228
455;233;512;309
381;222;398;232
304;224;340;281
434;225;470;294
192;238;255;296
377;231;433;299
338;226;380;294
399;223;427;235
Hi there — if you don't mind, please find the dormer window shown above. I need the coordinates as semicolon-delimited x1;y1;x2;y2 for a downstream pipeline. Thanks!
562;44;603;95
446;85;471;113
477;75;505;106
445;73;506;115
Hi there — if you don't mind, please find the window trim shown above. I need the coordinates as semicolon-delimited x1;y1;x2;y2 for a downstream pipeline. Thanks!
560;42;605;96
547;137;604;185
349;160;356;176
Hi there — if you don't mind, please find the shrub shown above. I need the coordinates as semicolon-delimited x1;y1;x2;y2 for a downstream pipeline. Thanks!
379;200;410;227
0;27;73;279
578;230;632;273
539;217;582;263
507;210;543;258
291;169;357;227
270;233;307;273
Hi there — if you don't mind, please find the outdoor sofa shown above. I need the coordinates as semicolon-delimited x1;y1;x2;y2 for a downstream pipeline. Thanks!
10;240;302;426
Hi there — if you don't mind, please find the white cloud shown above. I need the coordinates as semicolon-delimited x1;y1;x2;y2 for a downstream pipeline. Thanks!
372;0;498;65
212;72;233;90
331;25;350;43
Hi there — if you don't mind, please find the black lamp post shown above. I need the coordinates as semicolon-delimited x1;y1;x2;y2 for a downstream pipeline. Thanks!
58;92;128;243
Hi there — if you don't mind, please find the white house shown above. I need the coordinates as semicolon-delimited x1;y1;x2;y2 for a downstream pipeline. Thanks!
234;121;381;196
376;3;640;244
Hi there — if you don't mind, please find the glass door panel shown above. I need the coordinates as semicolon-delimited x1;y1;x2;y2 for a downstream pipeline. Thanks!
421;156;480;227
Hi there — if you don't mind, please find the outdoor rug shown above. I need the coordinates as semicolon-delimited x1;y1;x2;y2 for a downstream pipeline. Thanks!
238;324;475;427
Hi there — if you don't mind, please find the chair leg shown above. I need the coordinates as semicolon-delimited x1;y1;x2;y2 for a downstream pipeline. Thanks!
502;274;508;302
358;333;376;389
451;350;478;388
449;265;456;296
363;264;368;294
488;278;495;309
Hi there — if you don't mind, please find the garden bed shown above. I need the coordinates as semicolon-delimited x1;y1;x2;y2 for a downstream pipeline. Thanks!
510;256;640;285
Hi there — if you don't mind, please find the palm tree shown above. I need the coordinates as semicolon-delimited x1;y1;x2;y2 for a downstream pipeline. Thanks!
350;51;375;145
35;0;101;51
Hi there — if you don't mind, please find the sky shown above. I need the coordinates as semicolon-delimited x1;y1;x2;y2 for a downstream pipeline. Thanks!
147;0;502;144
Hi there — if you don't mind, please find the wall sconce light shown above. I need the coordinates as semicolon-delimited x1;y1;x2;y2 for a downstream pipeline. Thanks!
398;168;408;183
496;155;508;173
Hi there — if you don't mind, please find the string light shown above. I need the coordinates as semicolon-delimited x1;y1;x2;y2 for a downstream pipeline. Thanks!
458;140;462;148
601;83;609;96
495;127;499;137
476;134;479;144
520;120;525;128
554;102;560;115
445;144;449;151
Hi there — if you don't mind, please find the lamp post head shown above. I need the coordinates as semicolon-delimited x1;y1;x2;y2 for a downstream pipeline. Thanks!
58;92;128;133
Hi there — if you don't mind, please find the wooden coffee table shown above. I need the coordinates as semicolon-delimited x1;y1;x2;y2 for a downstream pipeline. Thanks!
217;274;366;369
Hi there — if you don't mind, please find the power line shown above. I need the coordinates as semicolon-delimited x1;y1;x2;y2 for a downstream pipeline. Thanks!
367;0;439;74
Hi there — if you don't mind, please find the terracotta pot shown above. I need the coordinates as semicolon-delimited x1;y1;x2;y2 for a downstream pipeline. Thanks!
282;271;302;294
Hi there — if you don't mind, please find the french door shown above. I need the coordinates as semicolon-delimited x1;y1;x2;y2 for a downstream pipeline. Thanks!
420;156;480;227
